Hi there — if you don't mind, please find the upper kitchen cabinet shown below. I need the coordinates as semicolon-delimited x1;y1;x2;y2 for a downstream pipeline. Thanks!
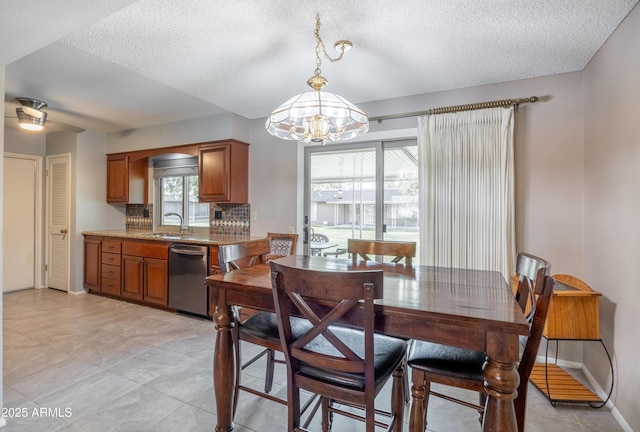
106;154;148;204
106;143;200;205
198;140;249;203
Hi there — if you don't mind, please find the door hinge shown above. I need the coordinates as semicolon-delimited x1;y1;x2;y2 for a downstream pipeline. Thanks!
45;264;48;271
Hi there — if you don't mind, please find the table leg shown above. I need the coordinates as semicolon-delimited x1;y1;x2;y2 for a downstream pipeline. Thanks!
213;305;237;432
482;332;520;432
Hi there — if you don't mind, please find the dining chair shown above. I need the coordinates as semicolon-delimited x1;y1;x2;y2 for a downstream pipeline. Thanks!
407;272;555;432
348;239;416;266
266;232;298;260
218;239;287;411
512;252;552;320
348;238;416;401
218;239;270;273
270;260;407;432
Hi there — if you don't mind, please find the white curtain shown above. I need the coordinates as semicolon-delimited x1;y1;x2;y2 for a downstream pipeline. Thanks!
417;107;515;280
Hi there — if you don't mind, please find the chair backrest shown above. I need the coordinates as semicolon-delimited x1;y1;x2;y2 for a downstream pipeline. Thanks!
348;239;416;266
513;252;551;320
310;232;329;243
270;259;384;388
218;239;270;273
266;232;298;260
518;274;555;385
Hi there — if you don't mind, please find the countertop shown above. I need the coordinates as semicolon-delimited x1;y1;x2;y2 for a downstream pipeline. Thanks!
82;229;266;246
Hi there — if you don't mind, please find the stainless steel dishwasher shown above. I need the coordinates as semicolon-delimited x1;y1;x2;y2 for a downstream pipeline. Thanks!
168;243;209;317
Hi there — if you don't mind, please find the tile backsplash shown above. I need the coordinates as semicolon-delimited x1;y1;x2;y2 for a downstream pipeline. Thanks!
125;204;153;230
125;203;250;235
209;203;251;235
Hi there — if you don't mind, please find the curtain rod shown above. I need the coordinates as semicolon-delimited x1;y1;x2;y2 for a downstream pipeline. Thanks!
369;96;539;122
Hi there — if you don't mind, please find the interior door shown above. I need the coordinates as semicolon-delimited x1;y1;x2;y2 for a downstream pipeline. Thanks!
46;153;71;292
3;154;41;292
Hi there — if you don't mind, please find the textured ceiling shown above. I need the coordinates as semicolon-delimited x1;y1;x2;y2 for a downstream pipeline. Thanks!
2;0;638;133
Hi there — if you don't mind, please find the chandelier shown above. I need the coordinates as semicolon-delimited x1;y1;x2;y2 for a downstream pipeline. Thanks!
265;16;369;145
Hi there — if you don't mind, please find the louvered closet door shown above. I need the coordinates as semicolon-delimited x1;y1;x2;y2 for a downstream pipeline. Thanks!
47;154;70;292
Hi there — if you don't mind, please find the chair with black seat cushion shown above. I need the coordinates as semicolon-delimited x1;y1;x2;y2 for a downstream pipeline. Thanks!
348;239;416;267
407;272;555;432
270;259;407;432
266;232;298;260
218;239;288;411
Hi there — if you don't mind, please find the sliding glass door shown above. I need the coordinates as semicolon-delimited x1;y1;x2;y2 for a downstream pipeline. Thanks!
304;139;419;261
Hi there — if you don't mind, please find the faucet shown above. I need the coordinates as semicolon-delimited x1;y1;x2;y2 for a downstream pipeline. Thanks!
164;212;189;233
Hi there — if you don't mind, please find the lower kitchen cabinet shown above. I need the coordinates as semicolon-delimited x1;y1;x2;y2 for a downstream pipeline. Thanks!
84;235;170;308
122;255;144;300
121;241;169;306
83;237;101;290
143;258;169;305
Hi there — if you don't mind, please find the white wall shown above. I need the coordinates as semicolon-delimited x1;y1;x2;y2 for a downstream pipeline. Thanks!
75;130;123;292
583;4;640;430
246;119;299;237
106;113;249;153
4;129;46;156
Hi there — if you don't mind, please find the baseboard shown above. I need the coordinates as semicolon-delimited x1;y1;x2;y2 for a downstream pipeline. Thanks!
68;290;87;296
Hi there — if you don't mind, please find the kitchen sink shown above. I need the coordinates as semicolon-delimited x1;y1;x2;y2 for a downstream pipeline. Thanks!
147;232;188;239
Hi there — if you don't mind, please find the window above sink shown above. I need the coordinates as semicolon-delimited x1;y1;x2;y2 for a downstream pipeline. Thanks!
153;156;209;231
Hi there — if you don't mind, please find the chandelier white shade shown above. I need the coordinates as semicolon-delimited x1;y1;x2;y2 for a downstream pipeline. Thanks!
265;16;369;145
265;78;368;145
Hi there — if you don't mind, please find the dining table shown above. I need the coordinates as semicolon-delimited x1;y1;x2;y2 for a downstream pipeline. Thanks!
205;255;530;432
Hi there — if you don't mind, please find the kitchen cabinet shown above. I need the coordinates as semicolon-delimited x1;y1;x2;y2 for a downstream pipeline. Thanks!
209;245;220;274
101;240;122;296
121;240;169;306
198;140;249;203
83;236;101;290
106;155;148;204
144;258;170;306
105;140;248;204
122;255;144;300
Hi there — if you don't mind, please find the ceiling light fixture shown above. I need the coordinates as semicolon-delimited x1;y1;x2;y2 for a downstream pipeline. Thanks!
16;108;47;131
265;16;368;145
16;98;48;131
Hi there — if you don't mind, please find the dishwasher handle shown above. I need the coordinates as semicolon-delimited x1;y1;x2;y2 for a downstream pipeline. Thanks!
170;246;206;256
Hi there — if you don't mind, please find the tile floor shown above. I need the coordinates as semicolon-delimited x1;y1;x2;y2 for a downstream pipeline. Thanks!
2;288;625;432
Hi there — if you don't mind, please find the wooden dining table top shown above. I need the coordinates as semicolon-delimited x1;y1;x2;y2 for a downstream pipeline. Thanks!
206;255;529;346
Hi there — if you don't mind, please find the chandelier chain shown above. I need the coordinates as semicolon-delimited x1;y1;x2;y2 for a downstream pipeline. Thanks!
313;15;346;76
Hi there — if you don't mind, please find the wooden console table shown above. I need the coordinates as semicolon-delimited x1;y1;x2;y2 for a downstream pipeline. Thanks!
529;274;613;407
